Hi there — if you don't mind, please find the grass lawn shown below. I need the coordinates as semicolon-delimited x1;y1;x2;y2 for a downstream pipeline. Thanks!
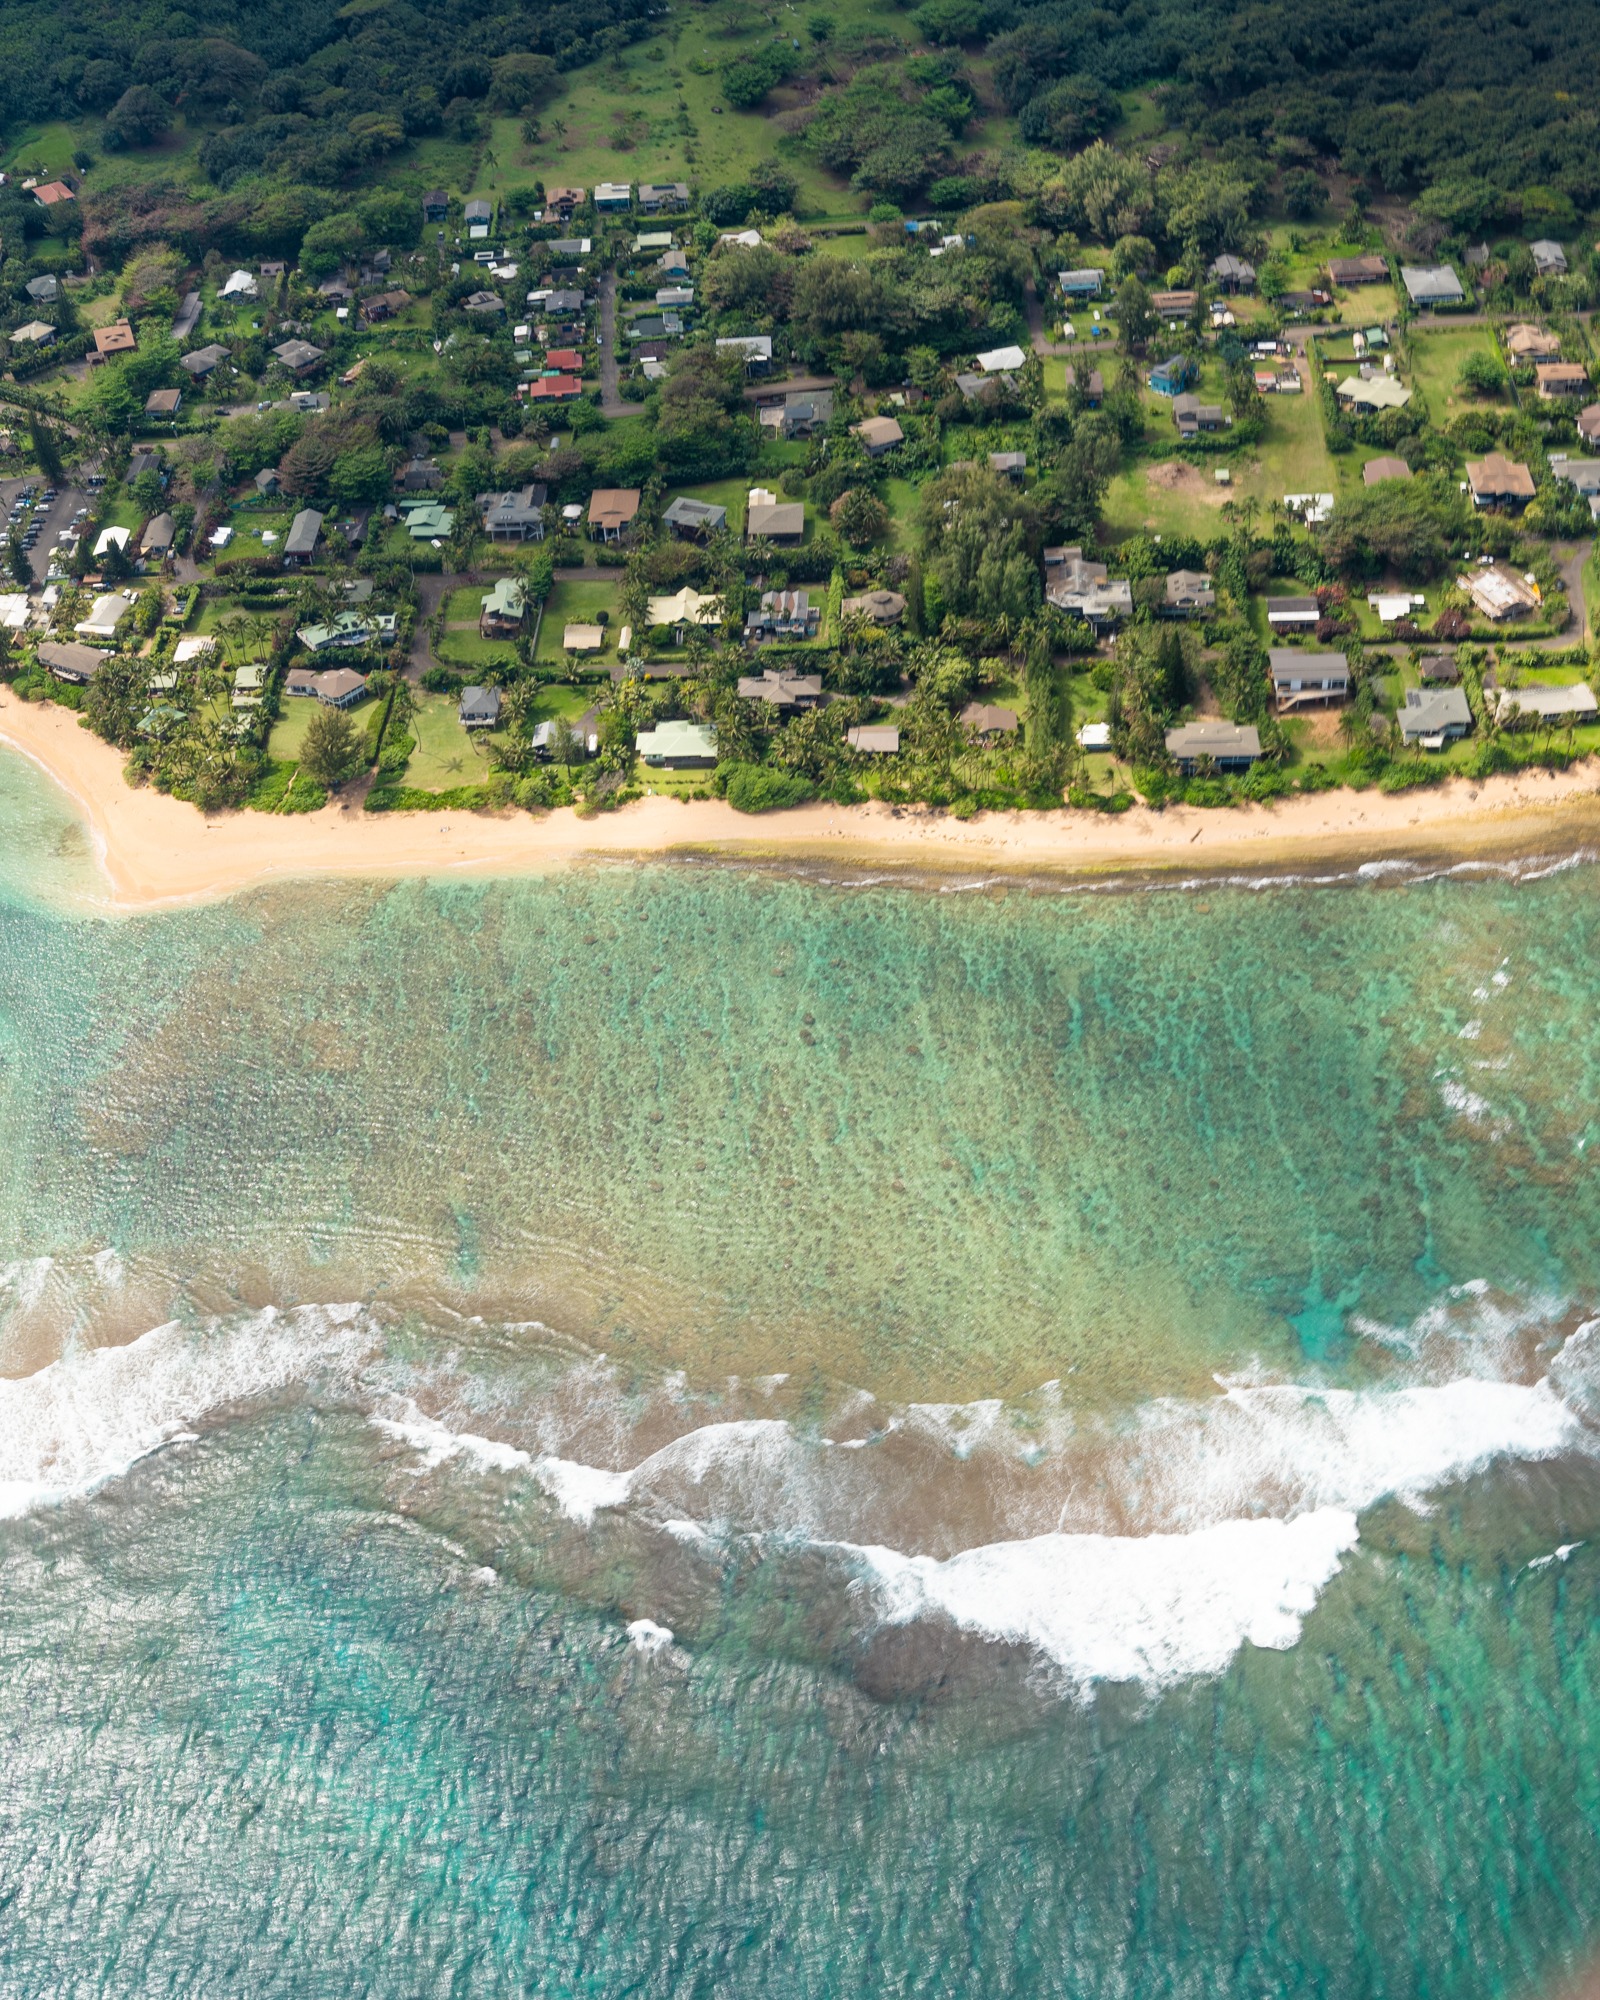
404;692;491;790
6;122;79;178
442;584;491;625
266;697;324;762
880;475;922;550
1102;388;1339;542
1404;324;1505;423
436;629;520;669
535;580;618;664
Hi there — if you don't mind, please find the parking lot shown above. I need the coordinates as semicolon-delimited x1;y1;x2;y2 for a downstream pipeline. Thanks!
0;478;93;583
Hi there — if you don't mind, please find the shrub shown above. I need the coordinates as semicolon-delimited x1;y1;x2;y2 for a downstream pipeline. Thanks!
720;762;817;812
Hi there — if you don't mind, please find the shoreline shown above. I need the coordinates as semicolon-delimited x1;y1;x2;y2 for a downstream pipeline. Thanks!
4;689;1600;911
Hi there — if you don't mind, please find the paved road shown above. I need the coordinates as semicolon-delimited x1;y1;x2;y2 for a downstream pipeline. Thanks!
741;372;837;401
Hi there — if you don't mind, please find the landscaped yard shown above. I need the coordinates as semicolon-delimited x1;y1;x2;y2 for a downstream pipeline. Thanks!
534;580;618;665
403;692;491;791
267;696;337;763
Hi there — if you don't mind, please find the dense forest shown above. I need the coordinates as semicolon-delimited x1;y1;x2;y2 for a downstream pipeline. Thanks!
0;0;1593;221
0;0;650;178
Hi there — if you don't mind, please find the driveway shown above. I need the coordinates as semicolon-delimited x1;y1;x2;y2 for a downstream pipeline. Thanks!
406;570;469;682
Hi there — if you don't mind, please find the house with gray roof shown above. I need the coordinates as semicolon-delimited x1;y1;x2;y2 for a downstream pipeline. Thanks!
459;685;502;728
283;508;324;563
1269;649;1350;708
1401;264;1465;308
1398;686;1472;747
1165;721;1261;773
663;495;727;539
481;484;547;541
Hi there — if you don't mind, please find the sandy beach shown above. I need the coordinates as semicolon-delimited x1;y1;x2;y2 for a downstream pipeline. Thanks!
5;688;1600;910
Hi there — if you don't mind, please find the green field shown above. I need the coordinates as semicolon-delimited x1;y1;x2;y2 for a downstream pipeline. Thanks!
1404;324;1505;422
1102;384;1338;542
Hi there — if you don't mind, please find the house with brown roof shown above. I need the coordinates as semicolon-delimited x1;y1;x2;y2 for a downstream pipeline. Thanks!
1506;323;1561;361
32;181;75;207
93;322;136;361
362;290;411;323
841;588;906;625
546;187;585;218
587;489;641;542
1149;289;1199;315
144;388;182;417
1163;569;1215;616
1466;453;1536;511
1064;363;1103;405
1536;362;1590;400
1580;404;1600;447
960;702;1019;738
737;666;823;706
1327;254;1387;286
1363;456;1412;485
852;415;903;456
312;668;367;708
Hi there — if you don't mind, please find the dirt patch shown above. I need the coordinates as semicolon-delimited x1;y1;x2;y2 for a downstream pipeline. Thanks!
1143;462;1231;504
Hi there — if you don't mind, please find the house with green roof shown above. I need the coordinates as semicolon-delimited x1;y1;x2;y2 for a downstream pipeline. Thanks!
635;719;718;768
402;502;456;539
479;577;527;638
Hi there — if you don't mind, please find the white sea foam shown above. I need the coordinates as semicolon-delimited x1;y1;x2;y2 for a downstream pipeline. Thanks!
532;1453;632;1525
372;1406;533;1476
0;1304;373;1519
846;1509;1361;1693
626;1618;674;1655
1526;1542;1583;1573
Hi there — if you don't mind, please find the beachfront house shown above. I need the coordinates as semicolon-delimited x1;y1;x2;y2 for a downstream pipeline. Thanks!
37;640;105;683
1165;721;1262;773
1398;687;1473;748
1493;683;1597;728
636;719;717;768
1269;649;1351;709
459;686;502;729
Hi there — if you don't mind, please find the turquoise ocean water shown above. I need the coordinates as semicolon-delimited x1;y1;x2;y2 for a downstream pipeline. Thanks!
0;744;1597;1996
